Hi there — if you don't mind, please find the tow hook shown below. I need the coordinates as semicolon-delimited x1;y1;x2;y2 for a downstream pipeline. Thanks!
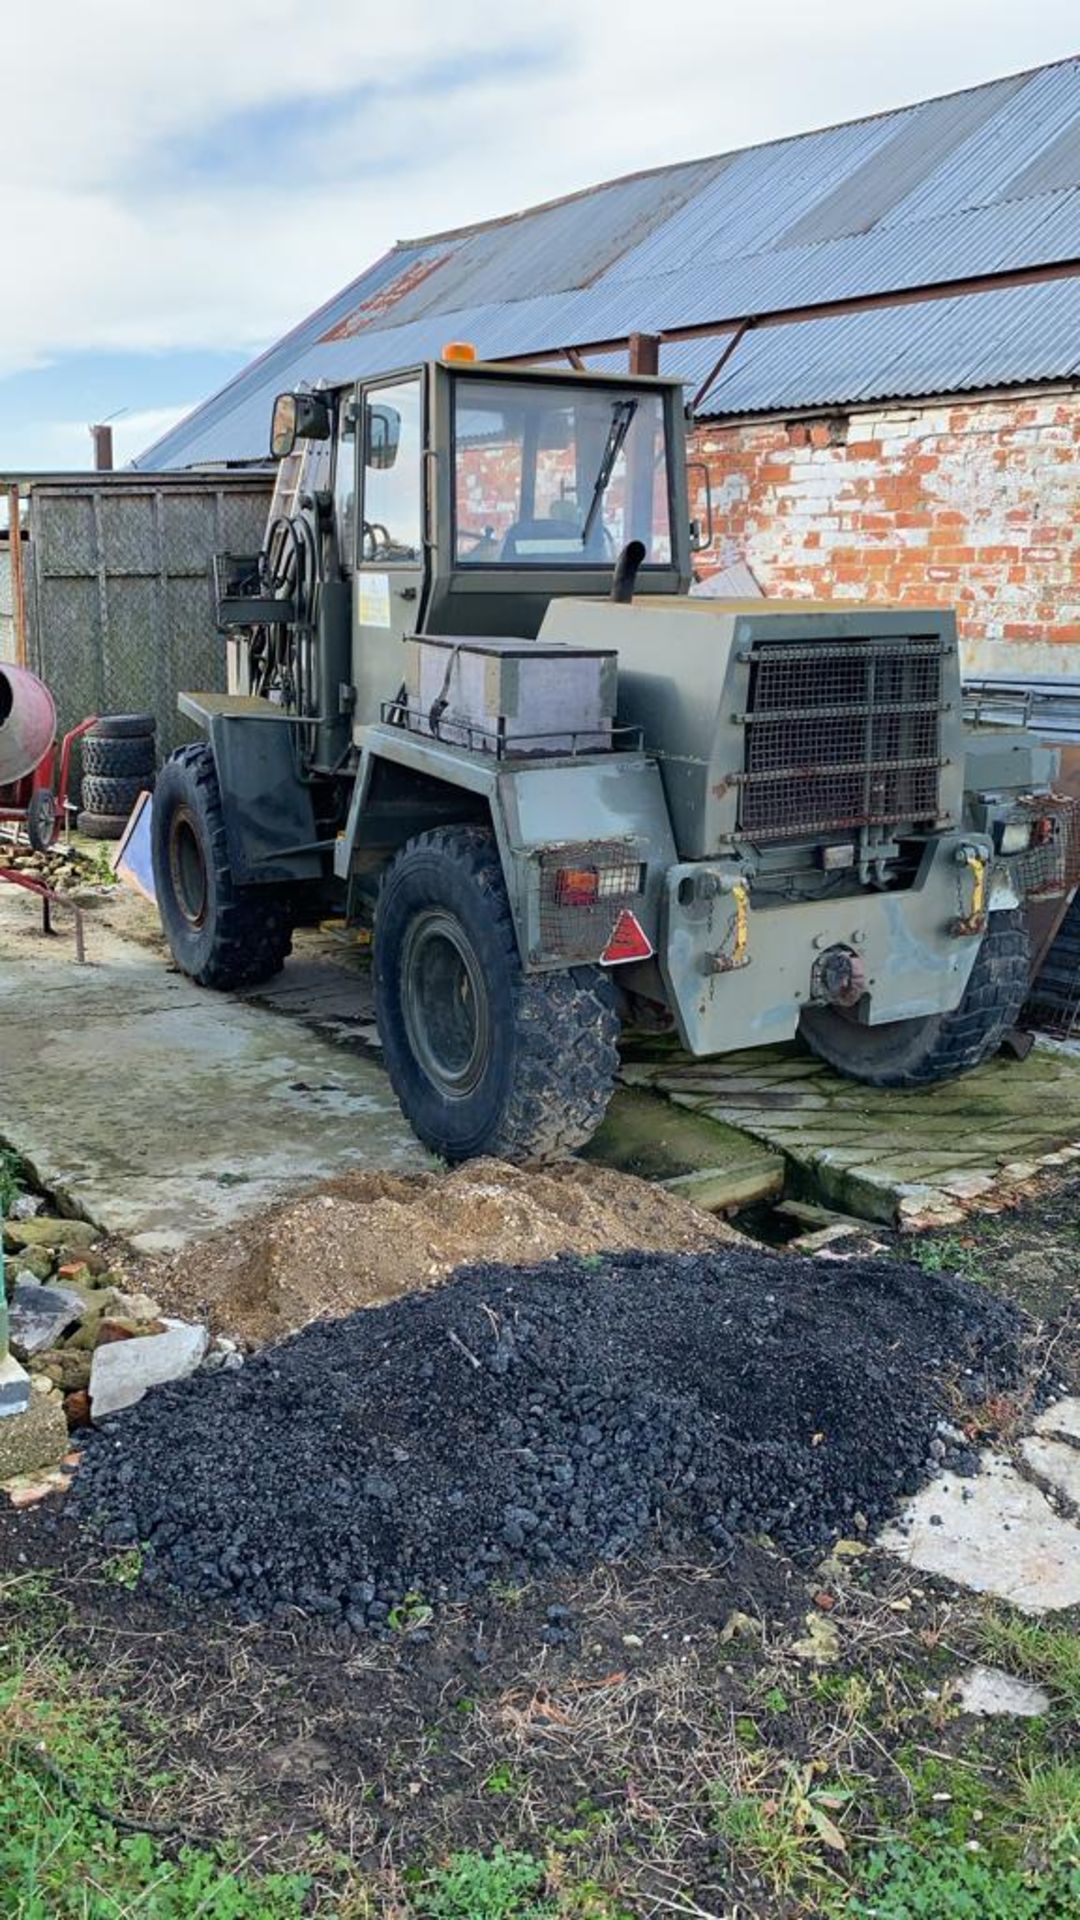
950;844;988;937
702;878;750;974
812;945;866;1007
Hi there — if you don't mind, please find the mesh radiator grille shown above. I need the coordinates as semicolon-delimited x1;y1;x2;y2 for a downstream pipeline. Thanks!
736;639;945;840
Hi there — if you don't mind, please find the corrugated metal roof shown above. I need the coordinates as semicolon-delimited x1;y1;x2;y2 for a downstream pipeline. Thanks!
137;55;1080;468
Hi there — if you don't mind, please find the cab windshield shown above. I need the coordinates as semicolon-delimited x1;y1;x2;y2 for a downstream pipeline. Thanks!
453;378;672;567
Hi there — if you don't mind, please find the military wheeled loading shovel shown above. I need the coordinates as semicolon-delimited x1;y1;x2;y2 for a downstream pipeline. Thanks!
150;351;1079;1162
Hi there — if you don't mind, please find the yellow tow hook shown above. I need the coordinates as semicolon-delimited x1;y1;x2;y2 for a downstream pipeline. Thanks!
704;877;750;974
950;844;988;938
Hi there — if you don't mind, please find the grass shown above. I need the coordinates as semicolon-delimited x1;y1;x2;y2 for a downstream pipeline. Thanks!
908;1231;989;1283
0;1147;24;1215
978;1612;1080;1719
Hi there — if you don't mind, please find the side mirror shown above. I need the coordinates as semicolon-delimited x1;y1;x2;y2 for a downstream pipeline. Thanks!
269;390;331;459
687;460;714;553
366;402;401;471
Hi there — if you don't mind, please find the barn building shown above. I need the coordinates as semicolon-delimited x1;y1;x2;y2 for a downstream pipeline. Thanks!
139;56;1080;674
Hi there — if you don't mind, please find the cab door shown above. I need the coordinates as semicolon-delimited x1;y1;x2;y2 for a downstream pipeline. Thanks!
352;373;425;733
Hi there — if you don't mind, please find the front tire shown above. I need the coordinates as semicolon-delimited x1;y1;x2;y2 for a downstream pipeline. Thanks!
374;825;620;1162
151;743;293;989
800;909;1030;1088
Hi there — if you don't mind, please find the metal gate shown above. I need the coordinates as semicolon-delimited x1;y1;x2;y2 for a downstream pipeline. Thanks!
24;473;272;760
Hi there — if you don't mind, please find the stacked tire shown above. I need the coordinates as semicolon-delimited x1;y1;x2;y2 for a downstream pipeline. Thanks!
78;714;157;840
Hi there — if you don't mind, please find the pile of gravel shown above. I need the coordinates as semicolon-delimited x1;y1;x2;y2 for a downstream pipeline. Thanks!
71;1247;1031;1630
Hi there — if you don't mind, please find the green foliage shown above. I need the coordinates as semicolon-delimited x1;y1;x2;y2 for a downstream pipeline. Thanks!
846;1838;1079;1918
0;1760;311;1917
0;1653;311;1918
415;1847;554;1920
388;1589;434;1632
0;1149;23;1214
101;1546;145;1591
908;1233;986;1282
483;1760;522;1797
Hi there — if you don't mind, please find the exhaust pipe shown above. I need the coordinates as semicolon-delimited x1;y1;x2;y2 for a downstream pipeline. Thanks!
0;665;57;788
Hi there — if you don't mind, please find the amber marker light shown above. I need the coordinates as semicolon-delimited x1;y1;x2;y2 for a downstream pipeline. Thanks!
442;341;478;362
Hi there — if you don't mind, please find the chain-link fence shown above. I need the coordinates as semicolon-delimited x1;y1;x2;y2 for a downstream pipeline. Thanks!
24;473;272;765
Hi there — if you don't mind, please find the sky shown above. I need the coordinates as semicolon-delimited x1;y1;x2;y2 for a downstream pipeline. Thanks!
2;2;1078;471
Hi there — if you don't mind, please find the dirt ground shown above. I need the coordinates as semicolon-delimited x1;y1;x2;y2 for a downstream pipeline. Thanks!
2;1165;1077;1916
136;1158;740;1344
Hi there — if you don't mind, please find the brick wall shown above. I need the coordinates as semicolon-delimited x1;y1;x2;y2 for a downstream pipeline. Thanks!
690;390;1080;675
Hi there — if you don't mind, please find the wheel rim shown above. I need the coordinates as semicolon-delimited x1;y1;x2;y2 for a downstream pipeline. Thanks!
400;909;490;1099
169;807;209;928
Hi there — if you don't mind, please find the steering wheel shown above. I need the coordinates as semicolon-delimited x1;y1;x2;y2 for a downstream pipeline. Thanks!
362;520;391;561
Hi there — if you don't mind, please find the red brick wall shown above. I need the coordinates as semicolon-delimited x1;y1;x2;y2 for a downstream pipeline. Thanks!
690;391;1080;673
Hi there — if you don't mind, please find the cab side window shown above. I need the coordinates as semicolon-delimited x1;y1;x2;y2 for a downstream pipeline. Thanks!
361;379;423;563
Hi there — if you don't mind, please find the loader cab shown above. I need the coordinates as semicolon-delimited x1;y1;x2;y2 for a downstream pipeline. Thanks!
317;358;693;733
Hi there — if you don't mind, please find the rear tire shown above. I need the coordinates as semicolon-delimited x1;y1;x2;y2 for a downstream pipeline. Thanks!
82;735;156;778
151;743;293;989
81;773;153;816
800;909;1030;1087
77;810;130;840
91;713;156;741
374;824;620;1162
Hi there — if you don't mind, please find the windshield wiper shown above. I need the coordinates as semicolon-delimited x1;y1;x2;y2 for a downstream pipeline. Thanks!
580;399;638;548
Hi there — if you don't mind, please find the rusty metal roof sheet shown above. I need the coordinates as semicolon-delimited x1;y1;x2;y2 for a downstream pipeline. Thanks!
137;55;1080;468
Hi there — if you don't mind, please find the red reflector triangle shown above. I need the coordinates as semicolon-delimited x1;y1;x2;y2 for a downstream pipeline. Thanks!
601;909;653;965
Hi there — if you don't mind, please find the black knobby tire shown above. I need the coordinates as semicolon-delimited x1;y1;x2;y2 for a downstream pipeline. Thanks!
151;743;293;989
800;909;1031;1088
77;810;130;840
91;713;156;741
82;734;156;778
81;772;154;817
374;824;620;1162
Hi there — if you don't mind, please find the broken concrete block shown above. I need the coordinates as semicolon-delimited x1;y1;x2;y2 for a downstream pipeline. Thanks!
0;1392;69;1482
8;1281;86;1359
90;1318;209;1419
879;1452;1080;1614
0;1353;32;1419
956;1665;1050;1718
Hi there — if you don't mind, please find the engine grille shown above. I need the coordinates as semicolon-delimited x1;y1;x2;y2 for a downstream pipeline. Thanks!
736;638;946;840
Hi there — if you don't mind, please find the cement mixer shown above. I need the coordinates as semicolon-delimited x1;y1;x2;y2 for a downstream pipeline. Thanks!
0;664;95;853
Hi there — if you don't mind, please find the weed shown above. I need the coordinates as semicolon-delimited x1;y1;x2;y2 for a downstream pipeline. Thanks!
909;1233;987;1282
414;1847;553;1919
101;1546;145;1591
710;1762;852;1899
483;1761;522;1797
388;1590;434;1633
0;1148;22;1213
846;1836;1078;1918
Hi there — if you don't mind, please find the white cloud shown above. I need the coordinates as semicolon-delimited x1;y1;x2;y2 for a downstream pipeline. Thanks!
3;2;1078;386
0;406;195;474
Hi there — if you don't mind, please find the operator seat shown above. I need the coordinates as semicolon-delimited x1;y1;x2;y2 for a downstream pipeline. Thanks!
499;517;606;563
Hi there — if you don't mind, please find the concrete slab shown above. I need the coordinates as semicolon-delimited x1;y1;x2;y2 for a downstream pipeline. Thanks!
622;1038;1080;1226
878;1443;1080;1613
579;1087;783;1210
0;891;430;1252
1034;1397;1080;1443
1020;1435;1080;1511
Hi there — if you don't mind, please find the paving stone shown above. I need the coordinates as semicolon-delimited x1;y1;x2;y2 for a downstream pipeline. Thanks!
956;1664;1050;1717
878;1451;1080;1613
90;1318;210;1419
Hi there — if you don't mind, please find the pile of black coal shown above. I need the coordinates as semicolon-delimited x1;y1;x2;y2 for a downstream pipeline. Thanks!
70;1247;1031;1629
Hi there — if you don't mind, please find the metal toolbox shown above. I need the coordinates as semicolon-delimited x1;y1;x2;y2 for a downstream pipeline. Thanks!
402;636;617;757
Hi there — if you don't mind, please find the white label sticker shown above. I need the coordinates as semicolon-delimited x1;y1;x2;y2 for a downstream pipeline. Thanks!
358;572;391;629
